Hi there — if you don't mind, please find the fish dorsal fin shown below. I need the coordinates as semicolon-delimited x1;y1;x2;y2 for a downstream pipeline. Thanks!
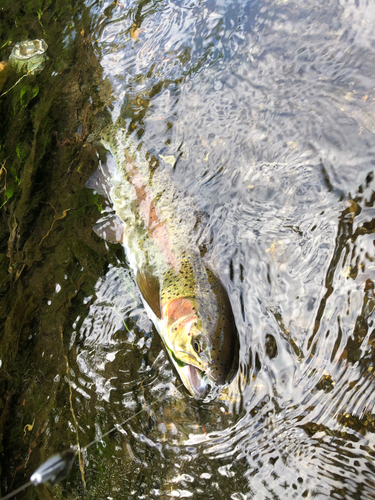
137;269;161;319
93;215;127;244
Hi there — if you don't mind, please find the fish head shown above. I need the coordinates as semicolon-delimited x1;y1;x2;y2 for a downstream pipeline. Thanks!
137;264;239;399
162;285;239;399
165;300;212;367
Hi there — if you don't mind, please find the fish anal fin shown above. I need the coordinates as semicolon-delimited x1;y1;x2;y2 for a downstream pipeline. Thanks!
137;269;161;319
93;215;127;244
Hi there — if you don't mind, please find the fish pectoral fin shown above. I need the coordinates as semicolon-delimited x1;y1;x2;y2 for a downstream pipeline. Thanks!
93;215;127;244
137;269;161;319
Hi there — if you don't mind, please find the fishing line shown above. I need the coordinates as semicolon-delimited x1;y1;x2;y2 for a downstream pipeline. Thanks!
0;482;33;500
0;408;145;500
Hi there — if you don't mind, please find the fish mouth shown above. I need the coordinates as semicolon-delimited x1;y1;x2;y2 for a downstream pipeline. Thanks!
179;363;211;399
164;344;211;398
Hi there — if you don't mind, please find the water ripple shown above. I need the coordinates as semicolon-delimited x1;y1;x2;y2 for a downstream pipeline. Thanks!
66;0;375;497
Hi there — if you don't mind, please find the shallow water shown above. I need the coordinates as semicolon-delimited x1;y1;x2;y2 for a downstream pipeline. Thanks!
1;0;375;498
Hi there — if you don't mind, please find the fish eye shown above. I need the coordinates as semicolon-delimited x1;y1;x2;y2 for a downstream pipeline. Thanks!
193;341;200;353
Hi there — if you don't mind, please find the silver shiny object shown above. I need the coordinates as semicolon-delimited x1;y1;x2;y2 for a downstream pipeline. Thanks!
30;449;76;486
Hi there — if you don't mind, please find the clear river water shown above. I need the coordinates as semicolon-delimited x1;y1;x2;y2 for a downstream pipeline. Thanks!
1;0;375;498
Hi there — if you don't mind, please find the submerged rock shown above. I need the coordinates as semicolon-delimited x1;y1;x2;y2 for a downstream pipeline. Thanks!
9;39;48;74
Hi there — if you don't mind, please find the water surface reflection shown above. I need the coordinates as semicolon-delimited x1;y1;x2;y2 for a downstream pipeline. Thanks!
73;0;375;497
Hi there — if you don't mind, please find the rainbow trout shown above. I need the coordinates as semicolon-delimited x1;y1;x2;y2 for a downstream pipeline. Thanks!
87;121;239;398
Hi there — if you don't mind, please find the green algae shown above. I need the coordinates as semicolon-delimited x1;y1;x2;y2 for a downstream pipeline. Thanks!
0;0;120;497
